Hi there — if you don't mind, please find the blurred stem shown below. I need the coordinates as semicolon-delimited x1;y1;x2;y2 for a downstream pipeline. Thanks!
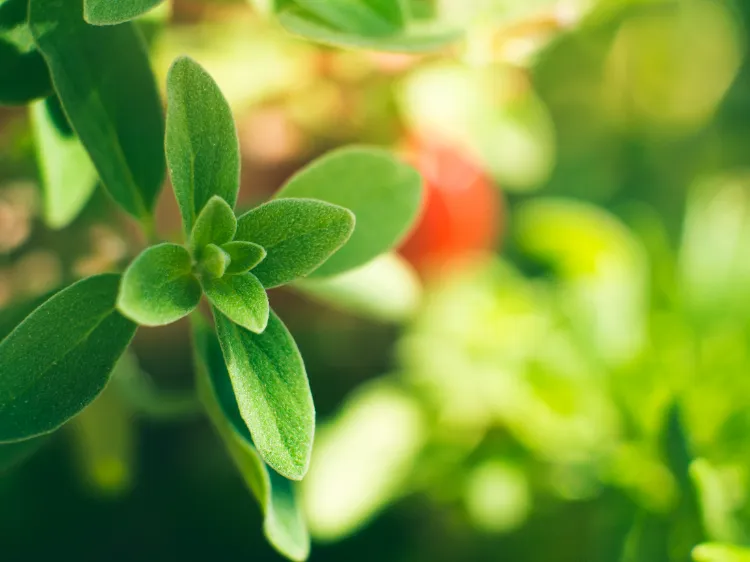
139;213;159;246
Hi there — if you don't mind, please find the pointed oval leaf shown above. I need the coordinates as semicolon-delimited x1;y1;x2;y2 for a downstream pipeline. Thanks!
235;198;355;288
30;96;98;229
190;195;237;251
213;308;314;480
222;241;267;275
117;243;201;326
275;146;422;277
203;272;269;334
192;319;310;561
28;0;165;220
277;4;461;54
198;243;231;280
84;0;163;25
0;0;52;105
166;56;240;233
0;274;137;443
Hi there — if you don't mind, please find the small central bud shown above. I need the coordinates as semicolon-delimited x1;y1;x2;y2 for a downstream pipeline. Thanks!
197;243;231;279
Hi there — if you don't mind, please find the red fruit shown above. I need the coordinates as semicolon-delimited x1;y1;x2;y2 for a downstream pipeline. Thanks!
399;136;503;276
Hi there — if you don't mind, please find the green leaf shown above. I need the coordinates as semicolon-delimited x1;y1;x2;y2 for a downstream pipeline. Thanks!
291;0;401;36
166;56;240;233
84;0;164;25
28;0;165;220
117;244;201;326
192;319;310;561
277;3;461;53
213;309;314;480
190;195;237;251
275;146;422;277
198;243;231;280
0;0;52;105
30;96;98;229
203;273;269;334
235;198;355;288
222;241;267;275
0;274;137;443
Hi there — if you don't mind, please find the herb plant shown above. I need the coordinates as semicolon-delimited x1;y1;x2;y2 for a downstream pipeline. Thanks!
0;1;424;558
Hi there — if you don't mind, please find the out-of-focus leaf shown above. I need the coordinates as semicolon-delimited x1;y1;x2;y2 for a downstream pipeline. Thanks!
84;0;163;25
301;381;425;540
192;318;310;561
293;253;421;322
679;175;750;321
213;309;314;481
399;62;555;191
275;147;422;277
690;458;746;544
0;275;137;442
29;0;165;220
277;1;461;53
70;357;136;496
203;273;269;334
30;96;97;229
118;244;201;327
515;198;648;366
0;0;51;105
693;543;750;562
166;56;240;233
235;198;355;288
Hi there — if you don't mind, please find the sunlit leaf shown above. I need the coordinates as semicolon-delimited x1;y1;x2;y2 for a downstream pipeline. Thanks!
213;309;314;480
275;147;422;277
203;273;269;334
118;244;202;326
30;96;98;229
166;56;240;233
193;318;310;561
222;241;267;275
293;253;421;322
29;0;165;220
0;274;137;442
190;195;237;252
301;381;425;540
235;198;354;288
84;0;164;25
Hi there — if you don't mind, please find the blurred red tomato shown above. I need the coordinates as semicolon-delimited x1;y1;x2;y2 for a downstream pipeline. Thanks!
398;136;503;276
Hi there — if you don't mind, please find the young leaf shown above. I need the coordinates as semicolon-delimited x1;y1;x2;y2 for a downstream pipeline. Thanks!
213;309;314;480
275;146;422;277
0;274;137;443
192;319;310;561
203;273;269;334
235;198;355;288
0;0;52;104
118;243;201;326
166;56;240;233
28;0;165;220
84;0;163;26
198;243;231;280
30;96;98;229
190;195;237;251
222;241;266;275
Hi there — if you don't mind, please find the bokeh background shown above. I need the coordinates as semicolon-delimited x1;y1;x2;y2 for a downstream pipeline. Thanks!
4;0;750;560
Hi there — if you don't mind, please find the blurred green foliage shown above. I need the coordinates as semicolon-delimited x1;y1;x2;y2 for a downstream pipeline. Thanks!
5;0;750;561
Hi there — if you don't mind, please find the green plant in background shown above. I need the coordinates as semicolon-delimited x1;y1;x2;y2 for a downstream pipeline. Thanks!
0;0;425;557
